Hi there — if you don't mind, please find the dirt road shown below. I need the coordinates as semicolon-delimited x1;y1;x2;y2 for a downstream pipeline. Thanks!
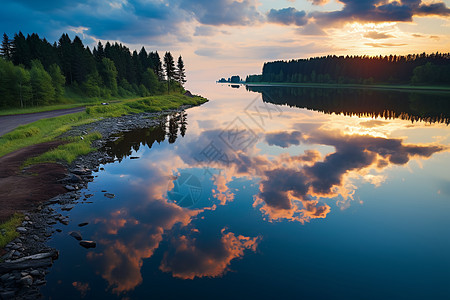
0;107;85;136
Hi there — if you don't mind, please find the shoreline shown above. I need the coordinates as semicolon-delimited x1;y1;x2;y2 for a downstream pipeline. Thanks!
0;104;200;298
244;82;450;93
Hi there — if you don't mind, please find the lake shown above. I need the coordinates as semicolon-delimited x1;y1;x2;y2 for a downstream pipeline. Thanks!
41;83;450;299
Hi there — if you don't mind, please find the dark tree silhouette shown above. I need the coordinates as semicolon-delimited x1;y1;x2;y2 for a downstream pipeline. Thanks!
1;33;12;60
176;55;186;85
164;51;175;94
0;31;189;108
150;51;163;81
248;53;450;86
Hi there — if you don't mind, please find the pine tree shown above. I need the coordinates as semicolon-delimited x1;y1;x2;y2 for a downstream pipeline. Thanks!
57;33;73;84
1;33;12;60
176;55;186;86
163;51;175;94
151;51;163;81
95;41;105;61
12;32;31;67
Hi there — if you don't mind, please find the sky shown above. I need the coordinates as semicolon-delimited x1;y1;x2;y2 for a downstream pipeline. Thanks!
1;0;450;86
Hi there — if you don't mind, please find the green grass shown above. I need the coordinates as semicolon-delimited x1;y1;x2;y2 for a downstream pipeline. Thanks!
0;94;208;159
245;82;450;93
0;213;24;249
25;132;102;165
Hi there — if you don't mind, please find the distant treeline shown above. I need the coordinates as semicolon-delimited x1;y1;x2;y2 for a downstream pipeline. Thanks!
0;32;186;108
246;53;450;86
247;85;450;125
218;75;242;83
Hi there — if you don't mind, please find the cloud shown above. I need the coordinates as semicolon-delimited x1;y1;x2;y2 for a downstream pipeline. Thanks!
308;0;330;5
267;7;308;26
253;128;445;222
179;0;263;26
72;282;90;298
364;42;407;47
254;167;331;223
1;0;184;44
193;26;216;37
359;120;387;128
212;174;235;205
1;0;264;45
304;130;445;195
415;2;450;16
194;47;222;57
312;0;450;27
88;200;201;293
298;22;327;36
160;228;260;279
265;131;304;148
363;31;394;39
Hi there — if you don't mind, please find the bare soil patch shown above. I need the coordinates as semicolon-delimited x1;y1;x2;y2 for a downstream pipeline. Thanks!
0;141;68;222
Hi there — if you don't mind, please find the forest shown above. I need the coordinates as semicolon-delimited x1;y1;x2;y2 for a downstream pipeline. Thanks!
0;32;187;109
246;53;450;86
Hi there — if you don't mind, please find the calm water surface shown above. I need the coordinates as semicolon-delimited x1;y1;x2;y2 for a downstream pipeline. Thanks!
42;84;450;299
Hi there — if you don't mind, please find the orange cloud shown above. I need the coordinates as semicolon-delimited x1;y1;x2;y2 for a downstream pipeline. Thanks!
159;228;260;279
252;129;446;222
88;199;201;293
212;174;235;205
72;281;90;298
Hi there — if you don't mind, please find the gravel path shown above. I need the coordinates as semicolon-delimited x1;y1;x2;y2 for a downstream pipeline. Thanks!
0;107;85;136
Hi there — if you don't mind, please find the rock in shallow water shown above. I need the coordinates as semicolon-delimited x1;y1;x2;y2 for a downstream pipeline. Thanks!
69;231;82;241
79;241;96;249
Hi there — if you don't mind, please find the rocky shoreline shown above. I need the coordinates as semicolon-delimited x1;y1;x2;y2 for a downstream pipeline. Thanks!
0;105;193;299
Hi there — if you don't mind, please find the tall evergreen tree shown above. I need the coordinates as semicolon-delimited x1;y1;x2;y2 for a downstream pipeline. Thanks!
1;33;12;60
150;51;163;80
57;33;73;83
138;47;149;70
176;55;186;85
71;36;88;83
163;51;175;94
94;41;105;62
11;32;31;67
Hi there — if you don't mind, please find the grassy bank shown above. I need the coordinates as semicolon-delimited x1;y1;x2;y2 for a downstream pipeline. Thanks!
0;93;207;159
0;213;24;250
244;82;450;93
